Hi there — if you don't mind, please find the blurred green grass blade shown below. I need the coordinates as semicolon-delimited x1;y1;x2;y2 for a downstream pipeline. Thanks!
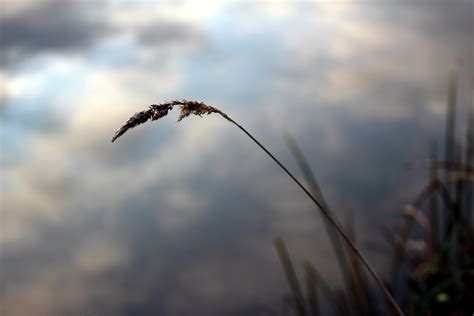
430;143;440;247
457;98;474;268
280;128;327;208
280;127;358;307
465;97;473;225
302;261;320;316
444;66;458;175
444;66;460;241
274;237;307;316
302;260;346;316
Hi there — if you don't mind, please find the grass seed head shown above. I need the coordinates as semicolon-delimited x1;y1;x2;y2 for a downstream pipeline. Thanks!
111;100;229;142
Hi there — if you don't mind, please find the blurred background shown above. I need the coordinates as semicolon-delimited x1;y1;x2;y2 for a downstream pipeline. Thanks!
1;1;473;315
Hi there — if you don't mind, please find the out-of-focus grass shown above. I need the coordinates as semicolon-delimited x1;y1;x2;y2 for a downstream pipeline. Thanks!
275;66;474;315
274;237;308;316
280;129;357;309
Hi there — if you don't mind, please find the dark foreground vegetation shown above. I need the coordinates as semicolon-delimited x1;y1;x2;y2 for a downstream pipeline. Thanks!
275;68;473;316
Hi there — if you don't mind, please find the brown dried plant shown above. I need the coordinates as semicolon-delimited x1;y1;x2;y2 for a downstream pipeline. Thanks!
111;99;404;316
111;100;230;142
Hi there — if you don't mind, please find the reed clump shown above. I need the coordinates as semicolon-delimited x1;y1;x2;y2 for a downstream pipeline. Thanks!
111;99;403;316
274;65;473;316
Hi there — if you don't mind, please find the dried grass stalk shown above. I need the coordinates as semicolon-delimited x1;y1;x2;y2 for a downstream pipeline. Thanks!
111;100;231;142
111;99;404;316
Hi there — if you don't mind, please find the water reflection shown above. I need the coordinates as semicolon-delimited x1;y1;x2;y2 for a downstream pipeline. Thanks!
1;1;472;315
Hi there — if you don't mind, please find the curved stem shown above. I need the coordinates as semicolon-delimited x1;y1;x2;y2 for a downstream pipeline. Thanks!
226;116;404;316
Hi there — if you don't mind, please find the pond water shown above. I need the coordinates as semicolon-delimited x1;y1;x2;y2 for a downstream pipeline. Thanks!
1;1;472;315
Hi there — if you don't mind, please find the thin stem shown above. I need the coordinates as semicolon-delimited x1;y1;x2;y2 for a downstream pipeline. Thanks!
225;116;404;316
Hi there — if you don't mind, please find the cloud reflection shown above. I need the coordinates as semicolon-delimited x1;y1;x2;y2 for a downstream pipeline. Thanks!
1;1;472;315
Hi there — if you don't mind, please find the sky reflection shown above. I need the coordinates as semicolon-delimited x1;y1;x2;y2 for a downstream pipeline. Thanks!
1;1;472;315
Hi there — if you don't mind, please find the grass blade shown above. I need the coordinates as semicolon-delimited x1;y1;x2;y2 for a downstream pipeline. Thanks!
274;237;307;316
464;94;474;225
430;143;440;247
302;260;319;316
444;66;460;240
280;127;358;309
444;67;458;176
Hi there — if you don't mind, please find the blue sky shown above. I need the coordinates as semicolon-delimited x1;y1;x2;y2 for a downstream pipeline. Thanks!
1;1;473;315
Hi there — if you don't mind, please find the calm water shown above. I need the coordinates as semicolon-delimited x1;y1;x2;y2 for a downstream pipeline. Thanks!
1;1;472;315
